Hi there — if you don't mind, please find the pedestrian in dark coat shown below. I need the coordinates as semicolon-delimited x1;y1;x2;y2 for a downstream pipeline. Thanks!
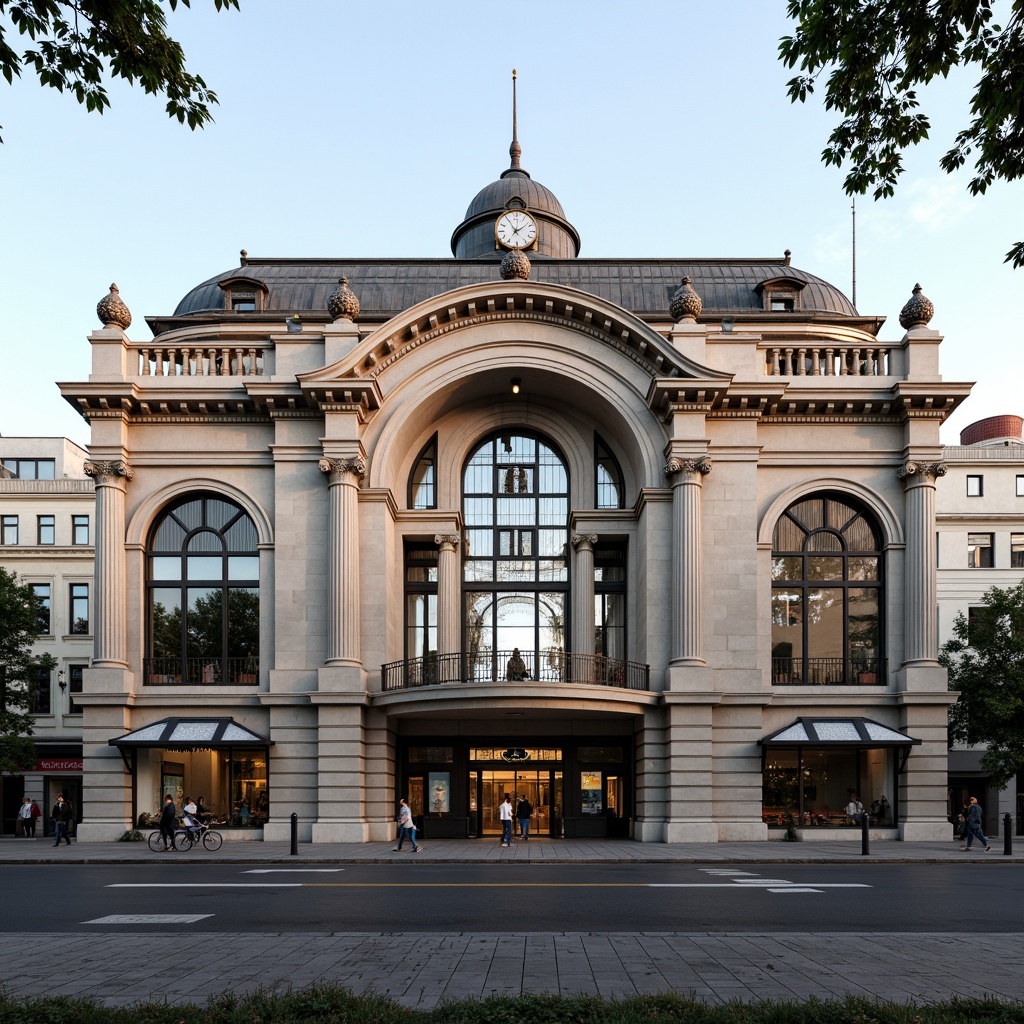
159;794;179;851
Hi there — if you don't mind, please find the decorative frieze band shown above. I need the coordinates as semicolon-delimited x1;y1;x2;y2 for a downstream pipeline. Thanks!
83;460;134;482
664;456;712;481
318;456;366;483
898;460;947;484
571;532;598;551
435;533;461;549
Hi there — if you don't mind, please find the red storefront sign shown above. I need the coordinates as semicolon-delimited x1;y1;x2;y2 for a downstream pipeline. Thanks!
33;759;83;772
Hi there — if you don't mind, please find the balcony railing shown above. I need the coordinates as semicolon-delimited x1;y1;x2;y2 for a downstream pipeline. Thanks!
381;650;650;693
764;345;893;377
133;345;266;377
145;656;259;685
772;657;884;686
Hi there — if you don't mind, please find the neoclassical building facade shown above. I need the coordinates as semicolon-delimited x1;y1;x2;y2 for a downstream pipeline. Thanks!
61;132;971;842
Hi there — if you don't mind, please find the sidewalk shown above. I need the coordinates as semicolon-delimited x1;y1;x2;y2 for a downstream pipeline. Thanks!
0;834;1020;863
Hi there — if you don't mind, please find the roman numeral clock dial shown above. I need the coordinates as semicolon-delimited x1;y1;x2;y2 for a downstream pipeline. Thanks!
496;211;537;250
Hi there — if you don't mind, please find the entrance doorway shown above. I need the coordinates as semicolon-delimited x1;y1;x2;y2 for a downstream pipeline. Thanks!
473;769;562;837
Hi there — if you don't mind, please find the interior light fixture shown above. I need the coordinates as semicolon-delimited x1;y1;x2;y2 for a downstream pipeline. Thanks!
511;377;521;394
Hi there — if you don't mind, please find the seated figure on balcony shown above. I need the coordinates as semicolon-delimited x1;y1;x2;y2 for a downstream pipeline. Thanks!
506;648;529;681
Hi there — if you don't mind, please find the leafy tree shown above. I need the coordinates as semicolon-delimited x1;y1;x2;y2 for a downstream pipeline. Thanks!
0;0;240;143
940;582;1024;788
780;0;1024;268
0;566;48;774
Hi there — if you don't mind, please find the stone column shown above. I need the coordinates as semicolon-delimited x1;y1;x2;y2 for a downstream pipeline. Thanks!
83;459;133;667
434;534;461;657
898;460;946;663
665;456;711;664
571;533;598;657
319;456;365;665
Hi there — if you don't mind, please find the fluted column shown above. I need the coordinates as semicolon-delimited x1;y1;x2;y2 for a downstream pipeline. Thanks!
434;534;461;656
571;533;598;656
898;459;946;663
83;459;133;667
319;456;365;664
665;456;711;664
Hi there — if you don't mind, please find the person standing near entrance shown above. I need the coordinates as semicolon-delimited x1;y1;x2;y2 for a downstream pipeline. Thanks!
51;794;72;846
158;793;179;852
962;796;991;852
516;794;533;841
499;793;513;847
16;797;32;836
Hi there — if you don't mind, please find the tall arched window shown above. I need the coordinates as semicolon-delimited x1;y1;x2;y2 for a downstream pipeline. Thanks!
463;432;568;681
771;494;883;685
146;494;260;685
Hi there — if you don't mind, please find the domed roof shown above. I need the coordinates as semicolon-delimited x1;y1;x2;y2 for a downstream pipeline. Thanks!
463;169;567;223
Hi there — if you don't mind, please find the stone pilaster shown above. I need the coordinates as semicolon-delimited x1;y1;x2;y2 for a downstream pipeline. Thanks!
664;456;711;665
435;534;461;656
83;459;133;667
898;460;946;664
319;456;365;665
571;533;598;656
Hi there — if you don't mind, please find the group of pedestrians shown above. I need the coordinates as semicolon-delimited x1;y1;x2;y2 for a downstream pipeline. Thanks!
15;798;41;837
959;796;991;852
394;791;536;852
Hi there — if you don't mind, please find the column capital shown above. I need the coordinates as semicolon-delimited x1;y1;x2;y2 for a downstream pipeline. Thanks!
84;459;134;482
664;456;711;482
434;533;461;549
898;460;946;484
571;532;598;551
319;456;366;483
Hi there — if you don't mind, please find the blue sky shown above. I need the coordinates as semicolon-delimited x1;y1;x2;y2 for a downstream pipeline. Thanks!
2;0;1020;447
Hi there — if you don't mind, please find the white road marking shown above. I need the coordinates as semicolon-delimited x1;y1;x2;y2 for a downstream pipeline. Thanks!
649;882;869;889
84;914;213;924
701;869;757;875
106;883;302;888
767;888;823;893
243;869;344;874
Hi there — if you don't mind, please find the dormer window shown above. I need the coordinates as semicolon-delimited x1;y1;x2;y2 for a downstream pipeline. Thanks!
756;276;805;313
231;293;257;312
218;276;268;313
770;297;794;312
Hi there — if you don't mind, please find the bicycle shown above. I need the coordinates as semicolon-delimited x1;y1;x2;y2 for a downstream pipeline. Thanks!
177;819;223;851
147;827;191;852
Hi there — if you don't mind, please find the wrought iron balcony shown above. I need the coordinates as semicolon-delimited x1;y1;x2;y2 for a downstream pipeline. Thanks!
771;657;884;686
144;656;260;686
381;650;650;693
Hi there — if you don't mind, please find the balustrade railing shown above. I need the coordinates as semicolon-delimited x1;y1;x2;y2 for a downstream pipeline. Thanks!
133;345;266;377
764;345;892;377
771;656;884;686
381;650;650;692
145;656;260;685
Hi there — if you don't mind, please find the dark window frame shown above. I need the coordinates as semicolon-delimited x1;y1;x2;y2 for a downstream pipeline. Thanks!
408;434;438;510
595;434;625;510
68;664;84;715
72;515;90;546
1;458;55;480
69;582;89;635
966;475;984;497
37;514;55;545
32;583;51;634
967;532;994;568
2;515;19;545
32;664;51;715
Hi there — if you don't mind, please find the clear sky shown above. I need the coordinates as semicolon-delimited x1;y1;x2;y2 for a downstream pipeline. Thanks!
2;0;1020;448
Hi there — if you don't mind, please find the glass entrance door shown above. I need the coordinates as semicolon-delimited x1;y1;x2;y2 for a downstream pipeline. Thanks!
474;769;562;837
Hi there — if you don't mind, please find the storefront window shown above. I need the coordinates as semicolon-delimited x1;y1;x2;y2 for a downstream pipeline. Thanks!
227;748;268;827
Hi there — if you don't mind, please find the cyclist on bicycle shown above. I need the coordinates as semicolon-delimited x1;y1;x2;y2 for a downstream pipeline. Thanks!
182;797;202;839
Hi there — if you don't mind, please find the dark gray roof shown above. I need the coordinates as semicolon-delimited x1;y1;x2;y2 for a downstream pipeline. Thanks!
462;168;567;221
165;257;861;331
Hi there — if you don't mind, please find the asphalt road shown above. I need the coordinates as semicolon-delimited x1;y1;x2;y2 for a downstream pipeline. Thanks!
6;861;1024;933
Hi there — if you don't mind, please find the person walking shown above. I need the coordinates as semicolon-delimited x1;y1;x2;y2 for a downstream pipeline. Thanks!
158;794;179;852
16;797;32;837
51;795;72;846
393;797;419;853
516;794;533;841
28;800;41;837
499;793;513;847
961;796;991;852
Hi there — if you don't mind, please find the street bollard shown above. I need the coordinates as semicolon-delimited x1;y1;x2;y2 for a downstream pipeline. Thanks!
861;812;870;855
290;811;298;856
1005;812;1013;856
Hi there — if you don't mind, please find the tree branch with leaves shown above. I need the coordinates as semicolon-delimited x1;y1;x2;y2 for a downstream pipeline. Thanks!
780;0;1024;268
0;0;239;143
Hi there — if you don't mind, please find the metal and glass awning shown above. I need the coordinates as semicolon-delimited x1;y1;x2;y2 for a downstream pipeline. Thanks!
109;717;271;750
760;717;920;748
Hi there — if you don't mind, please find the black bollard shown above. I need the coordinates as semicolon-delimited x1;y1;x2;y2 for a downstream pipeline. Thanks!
290;811;298;856
861;811;870;855
1005;812;1013;856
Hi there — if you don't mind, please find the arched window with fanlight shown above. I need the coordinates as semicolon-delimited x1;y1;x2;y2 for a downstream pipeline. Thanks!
146;494;260;685
771;493;883;685
409;434;437;510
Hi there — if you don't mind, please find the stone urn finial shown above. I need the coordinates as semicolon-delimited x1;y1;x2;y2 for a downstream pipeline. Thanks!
500;248;531;281
327;276;360;321
669;276;702;322
96;283;132;330
899;283;934;330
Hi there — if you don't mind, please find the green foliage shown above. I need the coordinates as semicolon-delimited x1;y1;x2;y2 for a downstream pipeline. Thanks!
0;565;45;774
0;0;240;143
780;0;1024;268
116;828;144;842
940;581;1024;788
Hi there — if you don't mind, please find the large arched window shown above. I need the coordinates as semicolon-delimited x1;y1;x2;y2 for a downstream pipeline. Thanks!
146;494;260;685
463;432;568;681
771;494;883;685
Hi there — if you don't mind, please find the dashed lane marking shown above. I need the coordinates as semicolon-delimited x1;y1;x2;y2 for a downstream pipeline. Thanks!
243;869;345;873
84;914;213;924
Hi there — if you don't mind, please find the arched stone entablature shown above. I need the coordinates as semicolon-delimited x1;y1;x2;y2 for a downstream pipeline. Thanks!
125;477;275;548
756;477;905;549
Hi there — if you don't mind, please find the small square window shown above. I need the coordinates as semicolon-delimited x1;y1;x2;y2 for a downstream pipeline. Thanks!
1012;534;1024;569
72;515;90;545
967;533;993;568
966;475;983;497
38;515;54;545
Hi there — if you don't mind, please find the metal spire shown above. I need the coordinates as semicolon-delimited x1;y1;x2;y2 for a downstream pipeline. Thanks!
509;68;522;171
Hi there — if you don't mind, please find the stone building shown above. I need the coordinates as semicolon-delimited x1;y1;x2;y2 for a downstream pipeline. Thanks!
59;125;971;842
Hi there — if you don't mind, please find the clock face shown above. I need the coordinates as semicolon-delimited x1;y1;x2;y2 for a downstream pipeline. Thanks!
496;210;538;250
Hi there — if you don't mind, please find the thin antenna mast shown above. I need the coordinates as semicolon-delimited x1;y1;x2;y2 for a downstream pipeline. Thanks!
509;68;522;171
851;197;857;308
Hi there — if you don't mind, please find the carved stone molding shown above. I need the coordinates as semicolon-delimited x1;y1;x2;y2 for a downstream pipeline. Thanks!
84;460;134;482
571;532;598;550
434;533;461;549
318;456;366;483
898;460;947;484
664;456;712;481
